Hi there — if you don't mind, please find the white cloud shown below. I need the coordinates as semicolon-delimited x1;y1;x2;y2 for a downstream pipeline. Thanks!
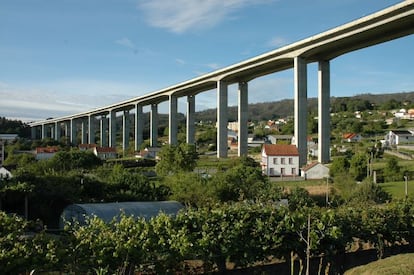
137;0;275;33
115;37;136;49
267;36;290;48
206;63;221;70
175;58;186;65
0;80;151;122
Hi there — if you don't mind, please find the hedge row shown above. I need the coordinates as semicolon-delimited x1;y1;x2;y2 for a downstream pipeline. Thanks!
1;200;414;274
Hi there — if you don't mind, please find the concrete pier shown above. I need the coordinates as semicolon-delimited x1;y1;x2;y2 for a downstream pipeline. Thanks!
135;104;143;151
318;60;330;163
169;95;178;145
186;95;195;144
294;57;308;167
150;104;158;147
217;80;228;158
238;82;248;156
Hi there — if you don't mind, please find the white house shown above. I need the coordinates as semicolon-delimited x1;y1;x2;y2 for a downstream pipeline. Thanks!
0;167;12;179
342;133;362;143
301;162;330;180
261;144;299;177
35;146;59;160
93;146;117;160
136;147;161;160
385;130;414;147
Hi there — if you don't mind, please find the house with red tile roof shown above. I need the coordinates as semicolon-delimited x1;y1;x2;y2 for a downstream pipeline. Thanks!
35;146;59;160
261;144;299;177
342;133;362;143
79;143;98;151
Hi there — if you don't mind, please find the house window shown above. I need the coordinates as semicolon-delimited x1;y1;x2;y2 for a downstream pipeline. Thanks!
289;158;293;164
269;168;274;175
291;168;296;175
273;158;278;164
281;158;286;164
281;168;285;175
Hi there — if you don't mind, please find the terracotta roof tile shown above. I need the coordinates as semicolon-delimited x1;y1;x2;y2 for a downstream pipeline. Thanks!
96;147;117;153
36;146;59;154
263;144;299;156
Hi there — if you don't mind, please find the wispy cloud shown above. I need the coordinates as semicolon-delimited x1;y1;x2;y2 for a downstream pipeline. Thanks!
267;36;290;48
137;0;275;33
115;37;136;49
175;58;186;65
0;80;150;122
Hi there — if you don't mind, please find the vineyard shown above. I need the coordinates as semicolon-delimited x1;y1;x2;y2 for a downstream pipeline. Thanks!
1;200;414;274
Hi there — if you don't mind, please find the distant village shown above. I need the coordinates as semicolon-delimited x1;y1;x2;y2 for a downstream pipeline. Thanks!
2;104;414;181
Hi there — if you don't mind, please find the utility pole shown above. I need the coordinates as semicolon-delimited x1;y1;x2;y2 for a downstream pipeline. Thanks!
404;175;408;199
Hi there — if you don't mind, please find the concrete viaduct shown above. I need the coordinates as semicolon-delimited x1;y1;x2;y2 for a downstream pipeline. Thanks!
29;1;414;166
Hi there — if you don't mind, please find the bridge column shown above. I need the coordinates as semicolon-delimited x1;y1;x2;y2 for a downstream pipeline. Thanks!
64;121;70;143
50;124;55;139
100;115;108;147
318;60;331;163
41;124;45;139
55;122;61;141
31;127;36;140
186;95;195;144
294;56;308;167
217;80;228;158
109;110;116;148
169;95;178;145
70;119;77;145
150;104;158;147
81;119;88;144
238;81;248;156
88;115;95;144
123;110;130;152
135;104;143;151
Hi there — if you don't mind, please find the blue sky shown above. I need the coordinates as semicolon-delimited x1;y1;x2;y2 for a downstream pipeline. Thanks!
1;0;413;121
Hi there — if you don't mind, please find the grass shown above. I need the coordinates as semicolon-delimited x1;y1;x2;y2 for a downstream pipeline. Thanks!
344;253;414;275
380;180;414;199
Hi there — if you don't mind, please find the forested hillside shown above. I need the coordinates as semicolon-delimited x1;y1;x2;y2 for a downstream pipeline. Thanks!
194;91;414;122
0;117;30;137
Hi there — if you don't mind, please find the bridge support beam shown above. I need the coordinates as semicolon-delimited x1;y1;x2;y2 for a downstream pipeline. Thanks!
238;81;248;157
55;122;61;142
88;115;95;144
62;121;68;144
41;124;45;140
70;119;77;145
294;56;308;167
100;116;108;147
150;104;158;147
31;127;36;140
81;119;87;144
169;95;178;145
186;95;195;144
318;60;331;163
123;110;130;152
135;104;143;151
109;110;116;147
55;122;62;141
217;80;228;158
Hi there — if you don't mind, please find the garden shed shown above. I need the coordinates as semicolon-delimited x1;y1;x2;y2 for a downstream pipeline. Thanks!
59;201;184;229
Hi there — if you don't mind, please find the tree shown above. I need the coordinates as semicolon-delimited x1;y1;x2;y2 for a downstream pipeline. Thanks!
108;164;169;201
329;157;350;178
210;157;270;202
156;144;198;176
383;157;401;182
349;153;368;181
